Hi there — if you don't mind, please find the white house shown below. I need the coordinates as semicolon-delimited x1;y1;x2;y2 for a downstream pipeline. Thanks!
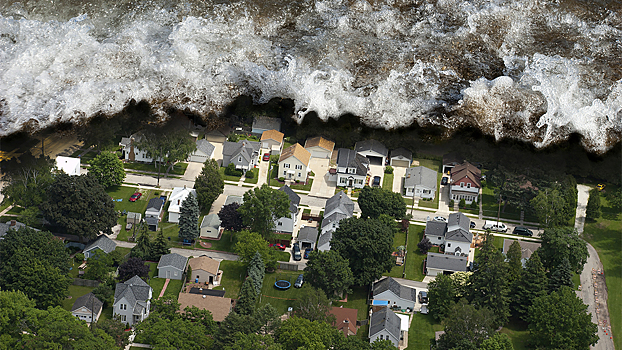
318;191;354;251
55;156;81;176
200;214;222;239
188;255;222;286
113;275;153;326
450;162;481;204
83;235;117;259
222;140;261;172
426;252;468;276
260;129;284;155
304;136;335;159
389;148;412;168
372;277;417;311
335;148;369;188
145;198;165;231
157;253;188;280
424;212;473;257
188;139;215;163
369;307;401;348
404;166;437;199
71;293;103;324
355;139;389;166
275;185;300;235
168;187;197;223
278;143;311;182
119;134;160;163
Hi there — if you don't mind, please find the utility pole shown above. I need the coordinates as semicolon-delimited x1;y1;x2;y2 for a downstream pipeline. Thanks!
497;194;501;224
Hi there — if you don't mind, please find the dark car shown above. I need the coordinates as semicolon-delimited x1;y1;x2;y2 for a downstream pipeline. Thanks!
441;177;448;185
304;248;312;259
293;243;302;261
129;192;142;202
372;176;381;187
470;221;476;229
513;226;534;236
418;291;428;304
294;274;304;288
263;152;270;161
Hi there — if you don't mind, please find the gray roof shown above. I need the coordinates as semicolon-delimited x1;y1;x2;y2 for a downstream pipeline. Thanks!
83;235;117;254
297;227;318;243
280;185;300;213
119;137;131;147
321;212;349;230
224;195;244;206
325;191;354;217
71;292;103;314
317;231;333;249
127;212;141;220
373;277;417;302
355;140;389;157
445;212;473;243
502;239;541;260
145;216;158;226
157;253;188;271
404;166;437;189
147;198;164;211
426;252;468;272
201;214;221;229
114;275;152;308
336;148;369;176
222;140;260;163
252;116;282;131
425;221;447;237
0;221;33;239
390;148;412;160
369;307;401;341
196;139;215;157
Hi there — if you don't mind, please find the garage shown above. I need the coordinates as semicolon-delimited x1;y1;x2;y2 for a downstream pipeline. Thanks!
391;159;410;168
310;150;330;158
189;154;208;163
366;156;384;166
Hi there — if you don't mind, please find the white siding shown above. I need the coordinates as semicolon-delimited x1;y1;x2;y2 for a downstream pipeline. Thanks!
373;290;415;310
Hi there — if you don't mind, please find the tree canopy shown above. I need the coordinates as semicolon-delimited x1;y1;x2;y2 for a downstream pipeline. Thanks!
530;187;573;228
234;231;278;270
238;185;291;237
427;274;457;322
538;227;588;273
0;152;54;208
218;203;244;232
117;257;150;282
178;193;200;242
292;288;336;324
434;299;496;350
512;251;547;321
88;152;126;189
304;250;354;299
41;173;117;243
194;159;224;211
275;317;343;350
586;188;601;220
357;186;406;219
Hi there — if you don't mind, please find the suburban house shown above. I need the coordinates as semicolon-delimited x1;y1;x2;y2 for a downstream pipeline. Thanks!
369;307;401;348
55;156;81;176
318;191;354;251
188;139;215;163
223;195;244;207
83;235;117;259
200;214;222;239
424;212;473;257
329;306;358;337
278;143;311;182
222;140;261;172
177;293;232;322
188;255;222;286
355;139;389;166
157;253;188;280
260;129;285;155
119;134;161;163
145;198;165;231
297;226;318;251
389;148;412;168
168;187;197;223
0;220;34;240
71;293;103;324
335;148;369;188
502;239;542;267
252;116;282;135
442;152;464;174
372;277;417;311
404;166;438;199
113;275;153;326
205;125;231;143
450;162;481;204
304;136;335;159
275;185;300;234
425;252;468;276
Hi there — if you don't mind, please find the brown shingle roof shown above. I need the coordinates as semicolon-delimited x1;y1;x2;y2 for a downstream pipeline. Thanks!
177;293;232;322
304;137;335;153
330;307;358;336
279;143;311;165
188;256;221;276
260;129;284;143
450;162;481;187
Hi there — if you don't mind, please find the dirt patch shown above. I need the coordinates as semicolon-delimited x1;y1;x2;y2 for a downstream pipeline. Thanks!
199;241;212;249
591;269;613;337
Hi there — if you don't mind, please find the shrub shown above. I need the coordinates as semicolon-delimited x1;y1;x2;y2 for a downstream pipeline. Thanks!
449;199;455;207
227;133;239;142
245;170;255;179
186;266;192;282
225;163;243;177
470;200;478;209
74;253;85;263
385;166;394;174
278;177;285;182
459;199;466;208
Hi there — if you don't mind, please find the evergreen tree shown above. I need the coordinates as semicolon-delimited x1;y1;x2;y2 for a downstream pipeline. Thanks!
427;274;457;321
513;251;548;321
254;303;282;335
549;258;574;292
150;228;170;260
131;224;152;260
586;188;601;220
194;159;224;211
506;240;523;284
247;252;265;295
178;193;200;242
235;277;258;315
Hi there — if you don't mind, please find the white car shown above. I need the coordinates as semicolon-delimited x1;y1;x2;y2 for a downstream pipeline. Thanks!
433;216;447;223
483;220;508;232
420;305;429;314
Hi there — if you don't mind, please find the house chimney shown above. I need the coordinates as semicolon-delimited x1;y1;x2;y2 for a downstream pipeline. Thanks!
184;185;186;189
178;200;180;205
10;220;16;226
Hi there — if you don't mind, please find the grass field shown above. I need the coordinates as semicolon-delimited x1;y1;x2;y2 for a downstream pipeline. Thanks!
244;167;259;184
123;161;188;175
290;179;313;191
407;313;444;350
219;167;243;182
257;270;309;314
481;182;539;223
205;231;237;252
106;185;154;225
384;228;407;278
62;285;94;311
217;260;246;299
403;225;427;282
382;173;394;191
500;319;530;350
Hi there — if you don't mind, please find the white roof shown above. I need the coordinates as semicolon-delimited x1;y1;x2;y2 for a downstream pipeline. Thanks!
397;313;410;332
55;156;81;176
168;187;197;214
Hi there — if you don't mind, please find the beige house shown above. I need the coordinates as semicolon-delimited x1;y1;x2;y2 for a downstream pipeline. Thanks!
71;293;103;324
278;143;311;182
304;137;335;159
260;129;285;155
188;255;222;286
178;293;233;322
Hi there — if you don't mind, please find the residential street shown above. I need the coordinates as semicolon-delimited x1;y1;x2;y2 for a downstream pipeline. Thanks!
112;238;239;261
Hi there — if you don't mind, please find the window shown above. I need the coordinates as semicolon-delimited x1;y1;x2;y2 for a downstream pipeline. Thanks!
278;221;282;226
121;315;126;322
283;171;287;176
348;168;355;174
438;237;441;240
447;243;451;247
298;172;301;177
379;335;384;340
295;164;302;170
357;179;363;184
284;163;290;168
460;182;464;187
120;304;126;310
238;156;242;162
340;178;347;184
467;183;471;188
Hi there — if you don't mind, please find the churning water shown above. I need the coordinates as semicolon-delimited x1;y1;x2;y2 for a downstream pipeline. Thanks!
0;0;620;151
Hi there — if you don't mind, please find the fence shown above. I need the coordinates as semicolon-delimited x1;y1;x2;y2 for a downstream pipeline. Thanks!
73;278;100;288
279;262;302;271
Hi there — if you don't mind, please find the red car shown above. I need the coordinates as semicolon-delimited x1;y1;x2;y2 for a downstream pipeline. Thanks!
263;153;270;161
270;243;286;250
129;192;142;202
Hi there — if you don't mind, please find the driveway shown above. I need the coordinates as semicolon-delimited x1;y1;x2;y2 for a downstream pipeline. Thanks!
257;159;269;186
211;142;224;165
368;165;384;187
308;158;336;198
438;182;451;213
182;161;203;181
392;167;406;193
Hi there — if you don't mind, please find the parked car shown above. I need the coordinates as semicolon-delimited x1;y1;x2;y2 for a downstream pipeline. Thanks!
597;183;605;191
270;243;286;250
372;176;381;187
420;304;429;314
483;220;508;232
441;177;448;185
263;153;270;161
294;274;304;288
304;248;312;259
129;192;142;202
470;221;476;229
418;290;428;304
513;226;533;236
433;216;447;223
293;243;302;261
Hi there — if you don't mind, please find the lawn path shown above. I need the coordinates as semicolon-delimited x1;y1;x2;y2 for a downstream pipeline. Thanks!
158;279;170;298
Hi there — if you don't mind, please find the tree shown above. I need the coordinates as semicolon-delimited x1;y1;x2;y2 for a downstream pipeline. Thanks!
539;227;588;273
134;313;213;350
41;173;117;243
605;188;622;212
512;251;547;321
255;303;282;335
213;312;260;348
77;114;121;153
131;225;152;260
95;318;131;348
549;258;574;292
479;333;514;350
218;203;244;232
292;288;336;323
506;240;523;284
150;228;170;260
92;283;115;307
528;287;598;350
89;152;126;189
84;256;114;281
586;188;601;220
427;274;457;321
0;152;54;208
275;317;343;350
117;258;150;282
469;234;510;328
238;185;291;237
178;193;200;243
304;250;354;299
449;271;472;299
224;333;284;350
417;237;433;254
371;339;399;350
530;187;570;228
434;299;496;350
194;159;224;211
234;231;278;269
331;217;394;286
248;252;265;294
358;186;406;219
0;227;72;309
235;277;259;315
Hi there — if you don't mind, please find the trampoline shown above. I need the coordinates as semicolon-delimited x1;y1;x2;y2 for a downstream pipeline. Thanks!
275;280;291;290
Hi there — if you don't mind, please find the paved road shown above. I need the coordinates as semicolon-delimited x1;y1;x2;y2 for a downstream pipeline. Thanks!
113;239;239;261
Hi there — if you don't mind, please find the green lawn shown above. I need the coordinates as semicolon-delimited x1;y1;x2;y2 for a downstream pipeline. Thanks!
480;182;539;223
269;163;284;187
0;199;12;213
62;285;95;312
205;231;237;252
6;206;24;215
407;313;444;350
500;319;530;350
275;251;291;262
257;270;309;314
384;228;407;278
123;161;188;175
162;279;183;298
244;167;259;184
382;173;394;191
583;192;621;350
106;185;154;225
403;225;427;281
417;171;442;210
219;167;243;182
290;179;313;191
149;278;167;298
217;260;247;299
